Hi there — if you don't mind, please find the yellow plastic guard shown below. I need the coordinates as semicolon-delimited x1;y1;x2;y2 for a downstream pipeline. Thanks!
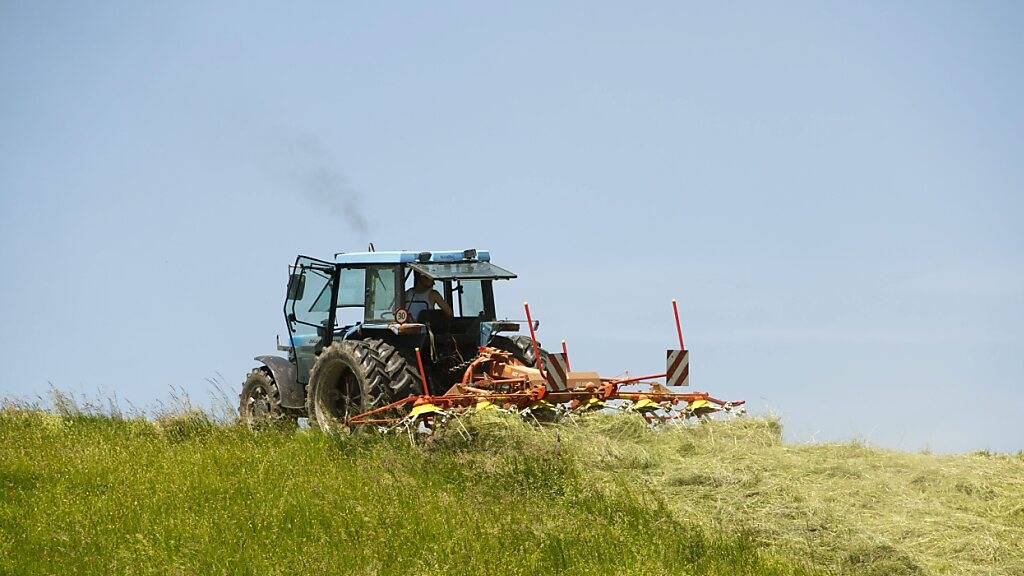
409;403;442;419
687;399;712;411
634;398;660;411
475;400;498;411
576;397;605;411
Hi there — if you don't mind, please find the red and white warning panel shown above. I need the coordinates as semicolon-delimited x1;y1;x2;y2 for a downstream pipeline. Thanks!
543;352;569;391
666;349;690;387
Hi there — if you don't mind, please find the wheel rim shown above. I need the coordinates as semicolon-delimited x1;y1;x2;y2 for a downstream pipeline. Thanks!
315;361;361;425
244;384;272;421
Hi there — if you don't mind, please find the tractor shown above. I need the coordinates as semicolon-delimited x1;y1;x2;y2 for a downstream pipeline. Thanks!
239;248;545;427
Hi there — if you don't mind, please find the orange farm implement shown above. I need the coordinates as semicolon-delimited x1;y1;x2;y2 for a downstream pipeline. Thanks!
347;300;745;432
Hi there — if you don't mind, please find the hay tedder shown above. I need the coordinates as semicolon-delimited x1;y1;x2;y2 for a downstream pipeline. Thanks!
239;248;744;431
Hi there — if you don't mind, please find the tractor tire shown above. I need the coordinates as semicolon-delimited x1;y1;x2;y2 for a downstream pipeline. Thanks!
491;334;549;368
363;338;425;399
238;368;297;429
305;340;390;430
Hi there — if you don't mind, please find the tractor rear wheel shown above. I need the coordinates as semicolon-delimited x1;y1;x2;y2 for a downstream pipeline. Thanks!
363;338;424;399
491;335;549;368
306;340;390;430
239;369;297;429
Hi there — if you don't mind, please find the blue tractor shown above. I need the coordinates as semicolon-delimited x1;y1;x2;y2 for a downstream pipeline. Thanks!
239;248;546;426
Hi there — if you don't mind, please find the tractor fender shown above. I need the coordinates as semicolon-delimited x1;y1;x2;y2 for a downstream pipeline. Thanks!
254;355;305;410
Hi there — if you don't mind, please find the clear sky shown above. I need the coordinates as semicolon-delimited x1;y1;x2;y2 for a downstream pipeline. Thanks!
2;2;1021;452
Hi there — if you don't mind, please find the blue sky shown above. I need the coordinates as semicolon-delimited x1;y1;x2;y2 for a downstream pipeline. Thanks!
2;1;1021;452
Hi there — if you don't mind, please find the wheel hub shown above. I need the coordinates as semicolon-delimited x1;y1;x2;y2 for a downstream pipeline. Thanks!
248;386;272;418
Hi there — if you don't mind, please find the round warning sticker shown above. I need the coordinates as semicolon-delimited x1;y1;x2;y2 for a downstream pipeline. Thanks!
394;308;409;324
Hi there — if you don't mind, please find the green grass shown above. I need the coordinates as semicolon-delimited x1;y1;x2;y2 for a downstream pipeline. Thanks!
0;408;812;576
1;405;1021;575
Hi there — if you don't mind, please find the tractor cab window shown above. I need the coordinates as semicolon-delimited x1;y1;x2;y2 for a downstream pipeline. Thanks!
335;267;365;327
456;280;485;317
402;271;447;321
366;265;398;321
290;266;333;326
338;268;365;306
404;262;504;321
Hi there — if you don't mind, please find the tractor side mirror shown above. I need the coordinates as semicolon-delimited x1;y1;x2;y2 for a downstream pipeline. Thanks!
287;273;305;300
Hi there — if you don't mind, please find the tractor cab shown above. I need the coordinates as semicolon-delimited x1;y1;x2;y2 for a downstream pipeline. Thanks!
283;249;524;388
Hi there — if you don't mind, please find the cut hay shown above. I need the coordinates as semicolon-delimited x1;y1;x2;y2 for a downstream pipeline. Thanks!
558;415;1024;576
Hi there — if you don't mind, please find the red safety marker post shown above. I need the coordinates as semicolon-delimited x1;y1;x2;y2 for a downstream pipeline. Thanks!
523;302;545;378
561;340;571;372
672;299;686;350
414;347;431;397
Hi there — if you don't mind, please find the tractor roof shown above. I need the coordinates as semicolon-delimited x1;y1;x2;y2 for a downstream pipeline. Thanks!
334;249;491;265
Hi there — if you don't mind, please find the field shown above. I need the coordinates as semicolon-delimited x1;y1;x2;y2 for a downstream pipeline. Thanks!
1;403;1021;576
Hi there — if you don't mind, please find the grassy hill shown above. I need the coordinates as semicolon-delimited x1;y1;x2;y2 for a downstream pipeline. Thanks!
0;405;1020;575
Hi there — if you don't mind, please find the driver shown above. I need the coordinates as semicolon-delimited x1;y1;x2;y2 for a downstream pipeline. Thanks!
404;271;453;321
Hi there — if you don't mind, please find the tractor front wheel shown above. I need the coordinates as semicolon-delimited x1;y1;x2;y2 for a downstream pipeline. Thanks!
239;369;297;429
